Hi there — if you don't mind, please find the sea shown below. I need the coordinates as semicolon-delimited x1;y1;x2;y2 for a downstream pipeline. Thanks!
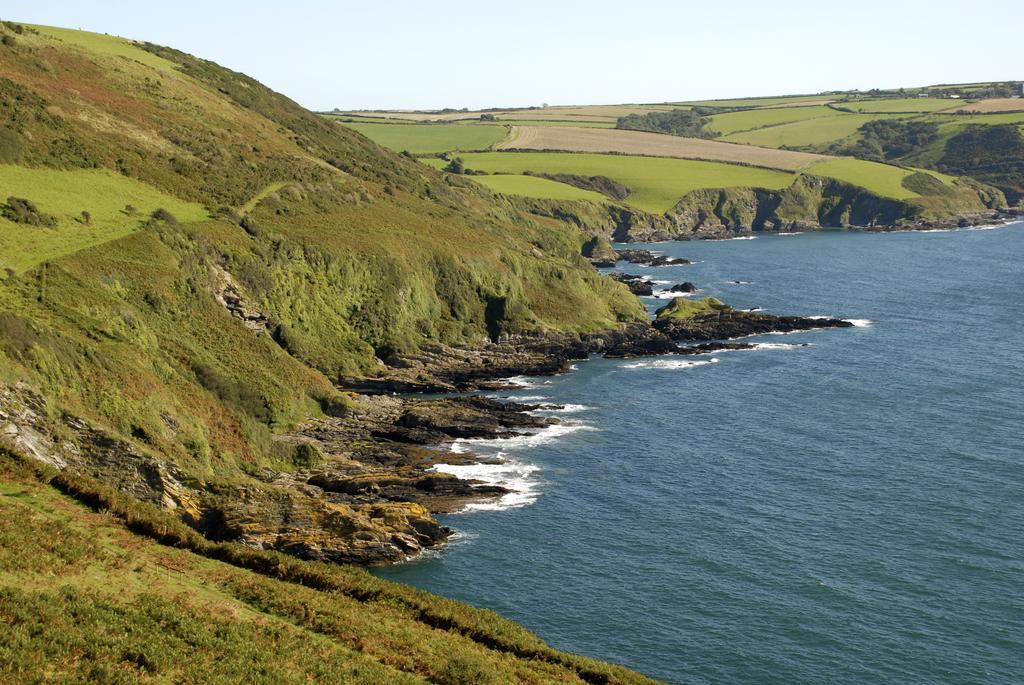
376;223;1024;684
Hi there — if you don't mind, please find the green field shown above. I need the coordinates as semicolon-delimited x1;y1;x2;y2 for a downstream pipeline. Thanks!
435;152;796;213
469;174;611;202
0;166;209;272
341;121;509;154
804;158;952;200
839;98;962;113
722;113;908;148
707;105;847;136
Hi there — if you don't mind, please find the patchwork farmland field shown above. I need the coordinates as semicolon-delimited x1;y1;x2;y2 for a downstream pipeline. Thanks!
838;98;962;113
706;105;847;136
721;113;910;148
499;126;828;171
952;98;1024;113
434;152;797;213
341;121;508;153
469;174;611;202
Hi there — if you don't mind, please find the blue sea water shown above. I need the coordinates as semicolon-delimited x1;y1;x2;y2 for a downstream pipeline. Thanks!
376;224;1024;684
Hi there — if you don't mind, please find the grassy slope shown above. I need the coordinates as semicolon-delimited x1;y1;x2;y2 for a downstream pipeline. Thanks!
706;105;846;135
341;121;509;154
838;98;962;113
805;159;953;200
470;174;611;202
438;152;796;213
722;113;910;148
0;166;208;272
0;451;659;685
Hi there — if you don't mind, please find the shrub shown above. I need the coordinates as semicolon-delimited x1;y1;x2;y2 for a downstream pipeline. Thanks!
1;35;15;48
149;207;178;225
80;210;91;225
443;157;466;174
123;204;138;216
2;197;57;227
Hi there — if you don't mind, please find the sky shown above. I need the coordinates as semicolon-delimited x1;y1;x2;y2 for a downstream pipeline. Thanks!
4;0;1022;111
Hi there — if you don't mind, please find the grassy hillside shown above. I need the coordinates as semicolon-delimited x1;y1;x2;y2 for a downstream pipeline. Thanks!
470;174;612;202
0;450;659;684
0;166;209;271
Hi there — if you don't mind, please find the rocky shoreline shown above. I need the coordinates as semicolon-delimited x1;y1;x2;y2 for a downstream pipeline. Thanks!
0;239;874;567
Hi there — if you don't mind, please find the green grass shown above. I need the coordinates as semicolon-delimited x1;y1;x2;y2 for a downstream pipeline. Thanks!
722;113;909;148
804;158;952;200
30;25;178;73
706;105;847;136
435;152;797;213
341;122;509;154
838;98;962;113
468;174;611;202
0;166;209;272
923;111;1024;126
655;297;727;319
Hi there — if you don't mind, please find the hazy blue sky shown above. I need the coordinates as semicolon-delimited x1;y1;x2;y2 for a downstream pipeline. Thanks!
5;1;1021;110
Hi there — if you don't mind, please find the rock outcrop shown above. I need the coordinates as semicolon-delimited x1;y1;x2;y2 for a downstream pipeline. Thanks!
653;297;853;341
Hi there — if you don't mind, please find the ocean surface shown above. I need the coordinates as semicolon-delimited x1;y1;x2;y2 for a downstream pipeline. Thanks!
376;224;1024;684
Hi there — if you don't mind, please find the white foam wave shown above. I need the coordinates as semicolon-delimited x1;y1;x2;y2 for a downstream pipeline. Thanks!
724;235;758;240
777;232;804;236
531;403;590;414
509;395;548;402
452;421;594;453
652;279;673;285
651;290;693;299
752;342;809;351
431;457;541;512
845;319;873;327
620;358;720;370
727;280;753;285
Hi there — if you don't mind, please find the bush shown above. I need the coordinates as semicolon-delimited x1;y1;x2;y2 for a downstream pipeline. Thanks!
80;210;91;225
0;35;14;48
443;157;466;174
1;197;57;227
149;207;178;225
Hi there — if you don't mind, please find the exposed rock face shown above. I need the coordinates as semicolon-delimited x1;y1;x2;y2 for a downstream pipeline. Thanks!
209;263;271;333
615;249;691;266
0;379;566;565
670;282;699;293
